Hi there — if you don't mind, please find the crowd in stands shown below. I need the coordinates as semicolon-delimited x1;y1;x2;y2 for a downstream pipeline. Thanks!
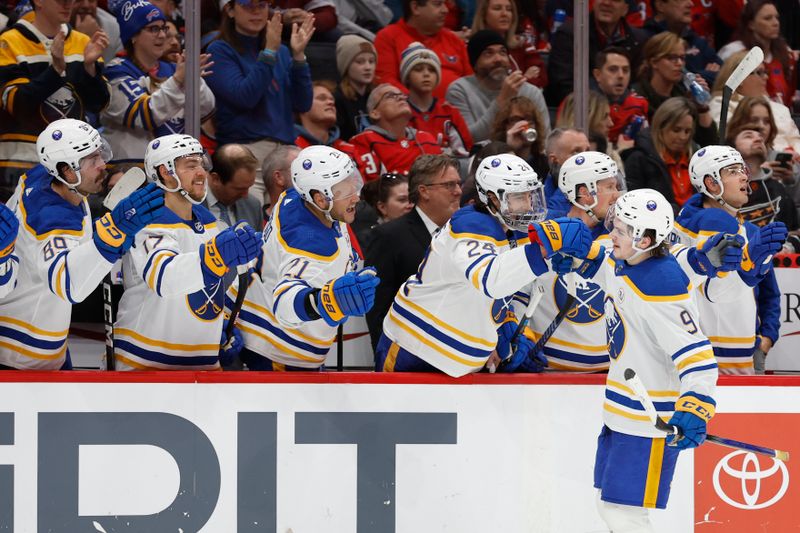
1;0;800;371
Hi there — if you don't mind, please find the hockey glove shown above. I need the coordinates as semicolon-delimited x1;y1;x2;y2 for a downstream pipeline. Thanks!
529;218;592;258
219;319;244;365
687;232;744;277
315;267;380;326
523;241;548;275
495;320;516;360
499;331;547;373
551;243;606;279
93;183;165;262
666;393;716;450
740;222;787;283
200;223;261;278
0;204;19;266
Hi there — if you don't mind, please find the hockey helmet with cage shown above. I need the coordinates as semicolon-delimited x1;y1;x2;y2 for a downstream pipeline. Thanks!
145;134;210;204
292;145;361;215
605;188;673;260
689;145;747;208
37;119;112;191
474;153;547;231
558;151;625;220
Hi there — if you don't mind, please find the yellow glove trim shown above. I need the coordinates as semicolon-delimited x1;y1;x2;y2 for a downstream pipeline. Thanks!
0;240;14;258
540;220;563;252
95;213;127;248
203;238;228;277
320;280;345;323
675;396;715;422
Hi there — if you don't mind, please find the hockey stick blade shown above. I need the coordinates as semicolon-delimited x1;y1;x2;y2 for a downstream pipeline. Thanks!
625;368;789;461
103;167;146;210
725;46;764;94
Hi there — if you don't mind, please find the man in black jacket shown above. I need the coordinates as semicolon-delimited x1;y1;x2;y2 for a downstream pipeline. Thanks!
365;154;461;356
547;0;646;106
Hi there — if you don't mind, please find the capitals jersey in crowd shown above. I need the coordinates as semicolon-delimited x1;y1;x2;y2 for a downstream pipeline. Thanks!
350;126;442;181
102;58;215;165
529;232;612;372
0;166;113;369
588;251;718;437
230;189;356;369
672;194;773;374
113;206;224;371
381;206;541;378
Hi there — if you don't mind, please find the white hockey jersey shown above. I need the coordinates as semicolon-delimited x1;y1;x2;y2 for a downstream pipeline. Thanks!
588;252;718;438
102;58;215;165
381;205;542;378
0;166;114;369
230;189;356;369
0;249;18;298
672;193;761;375
529;232;612;372
113;206;224;371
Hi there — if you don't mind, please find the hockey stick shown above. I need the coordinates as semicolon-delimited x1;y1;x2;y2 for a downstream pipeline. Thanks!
100;167;147;371
624;368;790;462
718;46;764;143
494;283;546;372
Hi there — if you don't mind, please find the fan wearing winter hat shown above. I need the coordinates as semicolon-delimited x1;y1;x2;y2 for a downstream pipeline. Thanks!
334;34;378;141
400;42;473;157
445;29;550;143
102;0;215;167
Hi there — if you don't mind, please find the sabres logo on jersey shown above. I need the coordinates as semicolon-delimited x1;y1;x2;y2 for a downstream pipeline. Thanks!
554;278;604;324
604;295;626;360
186;282;224;321
491;296;515;325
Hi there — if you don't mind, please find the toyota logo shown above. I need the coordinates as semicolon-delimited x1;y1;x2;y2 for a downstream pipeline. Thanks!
712;450;789;510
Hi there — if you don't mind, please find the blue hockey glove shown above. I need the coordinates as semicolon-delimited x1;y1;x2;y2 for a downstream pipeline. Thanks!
529;218;592;258
0;204;19;265
687;232;744;277
93;183;165;262
495;320;516;360
498;329;547;373
315;267;380;326
551;243;605;279
741;222;787;280
666;393;716;450
523;242;548;275
219;319;244;365
200;223;261;278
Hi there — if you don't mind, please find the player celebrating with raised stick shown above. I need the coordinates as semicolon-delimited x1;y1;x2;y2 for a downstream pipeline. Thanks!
672;145;787;374
560;189;742;531
230;145;379;371
112;134;261;371
376;153;594;376
0;119;164;370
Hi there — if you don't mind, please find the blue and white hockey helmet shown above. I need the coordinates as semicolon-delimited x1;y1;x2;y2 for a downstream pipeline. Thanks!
558;151;625;212
474;153;546;231
145;134;210;204
689;145;747;199
291;145;361;205
37;119;112;189
605;189;673;257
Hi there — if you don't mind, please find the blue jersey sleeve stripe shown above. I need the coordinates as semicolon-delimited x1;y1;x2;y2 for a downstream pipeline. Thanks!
543;345;611;365
464;253;494;280
481;258;495;297
46;251;68;298
671;339;712;361
63;261;76;304
115;339;219;366
154;255;176;297
679;362;718;379
606;389;676;413
0;325;66;350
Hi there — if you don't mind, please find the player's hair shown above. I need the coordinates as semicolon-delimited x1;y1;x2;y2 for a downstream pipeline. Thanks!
471;0;519;49
212;144;258;184
638;32;686;83
643;229;670;257
490;96;546;155
408;154;460;204
594;46;631;71
262;145;301;189
725;95;777;149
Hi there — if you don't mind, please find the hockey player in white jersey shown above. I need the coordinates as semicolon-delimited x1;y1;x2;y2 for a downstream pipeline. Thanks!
0;119;164;370
231;145;380;371
561;189;730;532
673;145;786;374
113;134;261;370
376;153;594;377
0;205;19;298
528;151;623;372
